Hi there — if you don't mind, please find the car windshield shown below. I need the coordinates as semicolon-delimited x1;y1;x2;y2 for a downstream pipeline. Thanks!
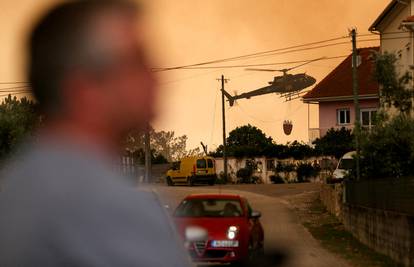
174;199;243;217
338;159;354;170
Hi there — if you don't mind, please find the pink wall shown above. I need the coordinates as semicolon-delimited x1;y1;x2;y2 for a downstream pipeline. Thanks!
319;99;379;136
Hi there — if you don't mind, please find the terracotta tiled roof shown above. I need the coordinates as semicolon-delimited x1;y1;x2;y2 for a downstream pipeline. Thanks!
302;47;379;102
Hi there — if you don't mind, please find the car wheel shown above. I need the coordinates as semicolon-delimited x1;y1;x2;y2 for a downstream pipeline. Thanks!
166;177;174;186
208;179;215;186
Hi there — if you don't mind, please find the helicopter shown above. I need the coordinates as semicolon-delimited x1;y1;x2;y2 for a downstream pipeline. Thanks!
222;59;319;106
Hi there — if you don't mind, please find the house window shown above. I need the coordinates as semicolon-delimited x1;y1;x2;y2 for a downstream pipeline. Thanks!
360;108;377;127
337;109;350;125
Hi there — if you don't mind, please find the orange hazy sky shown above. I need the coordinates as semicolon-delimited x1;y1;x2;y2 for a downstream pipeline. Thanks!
0;0;390;150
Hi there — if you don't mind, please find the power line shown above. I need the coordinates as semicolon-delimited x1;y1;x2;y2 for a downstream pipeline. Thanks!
169;56;348;70
359;36;414;43
0;32;405;90
154;40;376;72
153;35;351;72
153;31;409;73
158;35;411;74
358;31;406;37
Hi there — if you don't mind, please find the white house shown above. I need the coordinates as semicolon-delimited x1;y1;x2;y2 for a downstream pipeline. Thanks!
370;0;414;78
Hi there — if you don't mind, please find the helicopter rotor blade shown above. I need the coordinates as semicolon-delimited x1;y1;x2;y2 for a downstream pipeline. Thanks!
286;57;326;71
245;68;279;72
245;57;326;73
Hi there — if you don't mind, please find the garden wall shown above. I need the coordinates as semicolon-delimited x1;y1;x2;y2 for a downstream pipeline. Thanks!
320;183;414;266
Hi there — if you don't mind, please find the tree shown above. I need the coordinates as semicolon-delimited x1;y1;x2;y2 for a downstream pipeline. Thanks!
372;51;413;115
355;51;414;179
286;141;315;160
185;147;204;158
124;127;201;162
313;127;354;159
127;148;168;165
212;124;273;157
211;124;316;159
226;124;272;147
150;130;188;162
0;95;40;161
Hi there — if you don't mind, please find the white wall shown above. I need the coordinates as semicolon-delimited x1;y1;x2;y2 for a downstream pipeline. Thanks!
215;157;325;184
380;3;412;75
215;157;271;184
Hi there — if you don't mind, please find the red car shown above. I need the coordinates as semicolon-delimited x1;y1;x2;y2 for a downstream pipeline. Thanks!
173;194;264;264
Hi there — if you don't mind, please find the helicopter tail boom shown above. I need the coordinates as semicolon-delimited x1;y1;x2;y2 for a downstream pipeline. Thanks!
221;89;235;107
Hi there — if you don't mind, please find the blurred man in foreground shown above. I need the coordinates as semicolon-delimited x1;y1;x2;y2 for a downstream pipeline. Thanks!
0;1;190;266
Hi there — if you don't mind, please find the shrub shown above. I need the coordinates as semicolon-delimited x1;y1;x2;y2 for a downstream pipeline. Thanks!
359;115;414;179
313;127;354;159
270;175;285;184
284;163;296;173
236;167;253;183
216;171;230;184
275;162;285;173
296;162;319;182
251;176;262;184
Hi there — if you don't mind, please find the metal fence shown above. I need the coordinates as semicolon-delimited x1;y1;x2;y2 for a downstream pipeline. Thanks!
344;177;414;215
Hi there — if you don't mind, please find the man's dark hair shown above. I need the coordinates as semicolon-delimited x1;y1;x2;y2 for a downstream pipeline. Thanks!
28;0;138;113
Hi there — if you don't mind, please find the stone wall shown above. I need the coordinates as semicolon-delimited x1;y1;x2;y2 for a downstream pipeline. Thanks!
320;183;414;266
320;183;343;218
342;204;414;266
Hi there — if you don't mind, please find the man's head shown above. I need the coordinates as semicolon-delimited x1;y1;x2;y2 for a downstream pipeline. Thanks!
29;0;157;134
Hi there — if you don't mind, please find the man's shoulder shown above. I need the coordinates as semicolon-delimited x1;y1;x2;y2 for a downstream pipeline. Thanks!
0;141;132;201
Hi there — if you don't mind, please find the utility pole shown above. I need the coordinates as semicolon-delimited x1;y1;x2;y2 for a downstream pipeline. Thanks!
219;75;229;181
351;28;361;181
144;122;151;183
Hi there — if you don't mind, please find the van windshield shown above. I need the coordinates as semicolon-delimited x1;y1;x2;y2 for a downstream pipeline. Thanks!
171;161;180;170
197;159;206;169
338;159;354;170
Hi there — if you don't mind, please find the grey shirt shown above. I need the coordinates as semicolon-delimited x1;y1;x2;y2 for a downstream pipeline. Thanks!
0;140;190;267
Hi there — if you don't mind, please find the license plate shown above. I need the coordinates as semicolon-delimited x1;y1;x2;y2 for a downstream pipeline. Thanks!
211;240;239;247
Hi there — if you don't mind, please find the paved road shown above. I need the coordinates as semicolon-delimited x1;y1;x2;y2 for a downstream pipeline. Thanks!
219;183;321;198
148;184;350;267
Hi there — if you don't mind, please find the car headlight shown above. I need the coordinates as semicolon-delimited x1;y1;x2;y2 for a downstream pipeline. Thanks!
227;226;238;240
